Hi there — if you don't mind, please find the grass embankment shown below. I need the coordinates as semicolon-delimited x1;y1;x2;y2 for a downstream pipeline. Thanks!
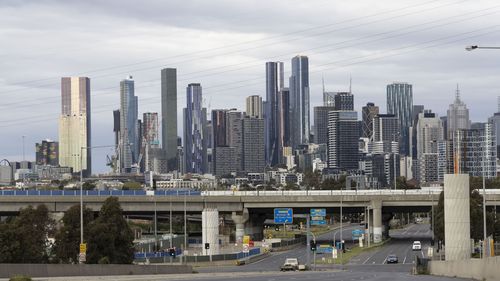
314;239;391;265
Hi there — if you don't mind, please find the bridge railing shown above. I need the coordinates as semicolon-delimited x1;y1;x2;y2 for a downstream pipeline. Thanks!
0;189;201;196
200;189;444;197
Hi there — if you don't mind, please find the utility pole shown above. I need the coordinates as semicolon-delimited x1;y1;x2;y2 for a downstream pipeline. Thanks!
306;214;311;269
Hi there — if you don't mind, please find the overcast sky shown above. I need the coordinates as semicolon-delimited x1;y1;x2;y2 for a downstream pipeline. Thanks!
1;0;500;173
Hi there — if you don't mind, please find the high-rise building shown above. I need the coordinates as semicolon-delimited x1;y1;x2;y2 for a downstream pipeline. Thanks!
453;124;496;178
214;146;236;177
334;92;354;111
161;68;178;171
113;109;120;148
488;112;500;156
119;76;138;173
246;95;263;118
227;110;244;172
387;82;413;156
373;114;399;143
184;83;208;174
59;77;91;176
447;86;470;139
313;106;335;145
289;55;310;148
35;140;59;166
362;102;379;140
265;62;284;166
212;110;228;148
141;112;161;172
323;91;335;107
416;110;444;184
277;88;291;164
327;111;359;170
242;116;265;173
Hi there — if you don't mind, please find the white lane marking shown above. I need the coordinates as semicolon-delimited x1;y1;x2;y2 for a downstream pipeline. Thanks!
362;256;371;264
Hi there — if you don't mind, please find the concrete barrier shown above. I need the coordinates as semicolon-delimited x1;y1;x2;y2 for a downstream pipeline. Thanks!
0;264;192;278
428;257;500;281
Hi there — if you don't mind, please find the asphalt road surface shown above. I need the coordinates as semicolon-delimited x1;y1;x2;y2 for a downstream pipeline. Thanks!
198;224;368;273
30;270;473;281
349;223;432;265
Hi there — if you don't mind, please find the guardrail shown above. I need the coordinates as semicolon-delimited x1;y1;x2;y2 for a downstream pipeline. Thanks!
200;189;445;197
0;189;201;196
2;188;500;197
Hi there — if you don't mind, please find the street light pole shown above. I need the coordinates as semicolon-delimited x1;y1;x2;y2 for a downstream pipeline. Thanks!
466;45;500;51
80;146;84;261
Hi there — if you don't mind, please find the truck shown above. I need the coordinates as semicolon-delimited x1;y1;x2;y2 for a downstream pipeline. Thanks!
280;258;306;271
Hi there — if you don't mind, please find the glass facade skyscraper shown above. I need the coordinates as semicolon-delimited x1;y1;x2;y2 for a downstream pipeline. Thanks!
387;82;413;156
59;77;91;176
119;76;138;173
290;55;310;148
184;83;208;174
265;61;284;166
161;68;178;171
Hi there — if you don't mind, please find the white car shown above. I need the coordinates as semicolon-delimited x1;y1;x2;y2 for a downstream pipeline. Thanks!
412;241;422;251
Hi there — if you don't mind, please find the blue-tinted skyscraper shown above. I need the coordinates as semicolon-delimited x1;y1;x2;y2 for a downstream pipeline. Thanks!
184;83;208;174
119;76;138;173
265;61;284;166
289;55;310;149
387;82;413;156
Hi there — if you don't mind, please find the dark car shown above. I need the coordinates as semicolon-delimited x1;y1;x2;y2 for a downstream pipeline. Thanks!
387;254;398;264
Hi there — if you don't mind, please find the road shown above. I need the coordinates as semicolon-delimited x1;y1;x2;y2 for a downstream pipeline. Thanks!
198;224;366;273
28;270;473;281
349;223;433;266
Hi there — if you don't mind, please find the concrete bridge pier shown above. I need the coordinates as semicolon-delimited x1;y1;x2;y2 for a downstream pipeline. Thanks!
372;200;383;243
244;213;266;241
202;208;219;255
231;209;249;243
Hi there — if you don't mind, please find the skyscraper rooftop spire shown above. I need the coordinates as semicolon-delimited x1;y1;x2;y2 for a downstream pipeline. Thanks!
455;83;460;101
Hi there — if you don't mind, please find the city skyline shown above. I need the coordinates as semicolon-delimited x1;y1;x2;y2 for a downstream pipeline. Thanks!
1;0;500;172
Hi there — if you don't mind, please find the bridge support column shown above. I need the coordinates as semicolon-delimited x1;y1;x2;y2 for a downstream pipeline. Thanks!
372;200;382;243
231;209;249;244
202;208;219;255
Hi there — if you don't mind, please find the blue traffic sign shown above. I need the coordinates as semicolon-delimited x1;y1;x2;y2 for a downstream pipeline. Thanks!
310;208;326;217
352;229;364;238
311;220;327;225
274;208;293;224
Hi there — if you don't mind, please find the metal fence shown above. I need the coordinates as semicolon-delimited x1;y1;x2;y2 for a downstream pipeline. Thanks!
135;248;261;264
0;189;201;196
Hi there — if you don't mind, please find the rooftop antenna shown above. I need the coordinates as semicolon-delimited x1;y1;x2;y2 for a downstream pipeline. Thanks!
322;76;325;94
349;75;352;93
455;83;460;101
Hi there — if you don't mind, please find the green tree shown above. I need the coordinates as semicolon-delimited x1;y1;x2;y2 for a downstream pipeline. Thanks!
82;181;96;190
283;182;300;190
0;205;55;263
53;204;94;263
122;181;142;190
302;169;321;190
434;189;499;242
87;197;134;264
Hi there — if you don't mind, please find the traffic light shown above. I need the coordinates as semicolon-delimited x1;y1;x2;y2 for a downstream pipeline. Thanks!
310;241;317;252
169;248;176;257
205;243;210;250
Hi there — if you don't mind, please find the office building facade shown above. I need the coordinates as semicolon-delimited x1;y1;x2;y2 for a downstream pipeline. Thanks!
265;62;284;166
242;117;265;173
289;55;310;148
447;86;470;139
387;82;413;156
334;92;354;111
161;68;178;171
313;106;335;145
119;76;138;173
35;140;59;166
362;102;379;139
246;95;263;118
327;111;360;170
184;83;208;174
59;77;91;176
